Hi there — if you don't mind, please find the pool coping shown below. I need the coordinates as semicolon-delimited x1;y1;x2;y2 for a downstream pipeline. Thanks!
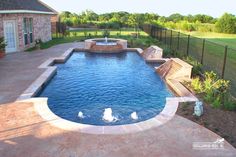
18;96;197;135
16;47;198;134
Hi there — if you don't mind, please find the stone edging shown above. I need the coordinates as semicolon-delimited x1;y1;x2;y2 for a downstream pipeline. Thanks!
17;48;74;101
18;96;197;135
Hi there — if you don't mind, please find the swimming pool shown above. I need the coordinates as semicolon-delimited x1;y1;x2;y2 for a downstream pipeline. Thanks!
39;52;172;125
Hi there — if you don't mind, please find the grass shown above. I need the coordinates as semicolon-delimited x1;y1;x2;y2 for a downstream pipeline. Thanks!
41;29;150;49
181;31;236;49
40;36;85;49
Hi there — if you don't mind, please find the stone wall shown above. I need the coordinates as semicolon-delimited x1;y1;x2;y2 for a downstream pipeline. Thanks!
0;13;52;52
156;58;192;81
141;46;163;61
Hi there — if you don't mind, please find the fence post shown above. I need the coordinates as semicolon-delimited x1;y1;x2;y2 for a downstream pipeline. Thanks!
160;29;162;41
221;46;228;79
170;30;173;49
156;27;159;40
165;29;167;45
201;39;205;64
154;27;157;38
186;35;190;56
177;32;180;50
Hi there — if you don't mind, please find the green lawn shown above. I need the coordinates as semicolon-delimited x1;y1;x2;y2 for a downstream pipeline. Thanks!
181;31;236;49
41;29;151;49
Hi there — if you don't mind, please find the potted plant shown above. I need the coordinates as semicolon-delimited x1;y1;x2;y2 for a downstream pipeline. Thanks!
0;37;6;58
35;39;42;49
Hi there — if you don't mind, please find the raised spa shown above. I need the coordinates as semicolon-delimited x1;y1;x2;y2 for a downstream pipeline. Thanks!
85;38;127;53
39;52;172;125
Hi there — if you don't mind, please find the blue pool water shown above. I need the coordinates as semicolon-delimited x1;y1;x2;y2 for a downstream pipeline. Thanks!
39;52;172;125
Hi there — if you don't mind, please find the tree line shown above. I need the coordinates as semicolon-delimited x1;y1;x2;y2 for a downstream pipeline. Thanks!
59;10;236;34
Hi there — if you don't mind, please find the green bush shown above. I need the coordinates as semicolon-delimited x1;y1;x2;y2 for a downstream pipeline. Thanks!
184;56;203;76
102;30;110;37
163;47;175;57
84;31;88;37
224;100;236;111
94;31;98;37
191;77;203;93
203;71;217;93
72;32;77;37
190;71;236;110
0;37;7;52
215;13;236;34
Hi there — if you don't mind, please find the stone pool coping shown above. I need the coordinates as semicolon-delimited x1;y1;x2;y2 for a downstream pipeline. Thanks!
16;47;198;134
18;96;197;135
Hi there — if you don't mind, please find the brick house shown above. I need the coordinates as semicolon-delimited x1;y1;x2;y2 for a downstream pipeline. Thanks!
0;0;58;53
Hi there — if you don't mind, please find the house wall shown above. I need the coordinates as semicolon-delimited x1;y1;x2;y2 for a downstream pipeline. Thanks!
51;15;59;34
0;13;52;52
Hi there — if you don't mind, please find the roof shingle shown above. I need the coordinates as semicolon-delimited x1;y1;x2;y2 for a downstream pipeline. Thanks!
0;0;56;13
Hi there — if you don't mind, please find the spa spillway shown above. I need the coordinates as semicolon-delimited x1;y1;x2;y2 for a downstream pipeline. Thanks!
85;38;128;53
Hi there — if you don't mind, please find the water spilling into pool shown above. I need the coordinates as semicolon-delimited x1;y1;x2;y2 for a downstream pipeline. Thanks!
39;52;172;125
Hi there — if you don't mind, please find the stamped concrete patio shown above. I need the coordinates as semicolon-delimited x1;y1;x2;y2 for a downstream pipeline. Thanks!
0;43;236;157
0;42;83;104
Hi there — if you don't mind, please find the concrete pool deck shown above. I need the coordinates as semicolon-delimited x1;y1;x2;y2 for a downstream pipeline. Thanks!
1;100;236;157
0;42;83;104
0;43;236;156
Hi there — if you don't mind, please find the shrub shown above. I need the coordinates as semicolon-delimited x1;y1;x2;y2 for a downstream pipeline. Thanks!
212;96;221;108
184;56;203;76
191;77;203;93
0;37;6;52
72;32;77;37
224;100;236;111
163;47;175;57
94;31;98;37
215;13;236;34
84;31;88;37
190;71;235;110
102;30;110;37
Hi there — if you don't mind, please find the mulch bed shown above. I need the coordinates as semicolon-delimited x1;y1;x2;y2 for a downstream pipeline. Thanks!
176;101;236;148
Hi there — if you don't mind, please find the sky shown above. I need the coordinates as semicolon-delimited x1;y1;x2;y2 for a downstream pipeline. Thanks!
41;0;236;17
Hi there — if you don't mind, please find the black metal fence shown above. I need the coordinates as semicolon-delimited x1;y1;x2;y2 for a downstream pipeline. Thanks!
143;24;236;97
51;22;67;37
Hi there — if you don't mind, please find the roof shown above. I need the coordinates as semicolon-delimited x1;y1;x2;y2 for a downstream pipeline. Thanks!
0;0;57;14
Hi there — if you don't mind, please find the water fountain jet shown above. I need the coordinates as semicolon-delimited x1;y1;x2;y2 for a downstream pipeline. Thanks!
78;111;85;119
131;112;138;120
103;108;118;122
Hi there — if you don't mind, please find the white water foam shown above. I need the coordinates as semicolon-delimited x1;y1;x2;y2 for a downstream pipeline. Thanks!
78;111;85;119
131;112;138;120
103;108;118;122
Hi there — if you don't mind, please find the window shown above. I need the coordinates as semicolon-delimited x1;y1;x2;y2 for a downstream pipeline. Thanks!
23;18;33;45
23;18;28;45
29;18;33;43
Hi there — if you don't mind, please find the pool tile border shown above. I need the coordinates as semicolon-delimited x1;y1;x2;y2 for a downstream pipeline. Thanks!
18;96;196;135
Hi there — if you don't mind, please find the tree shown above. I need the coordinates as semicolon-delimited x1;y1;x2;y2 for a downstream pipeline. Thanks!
215;13;236;34
167;13;184;22
193;14;215;23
